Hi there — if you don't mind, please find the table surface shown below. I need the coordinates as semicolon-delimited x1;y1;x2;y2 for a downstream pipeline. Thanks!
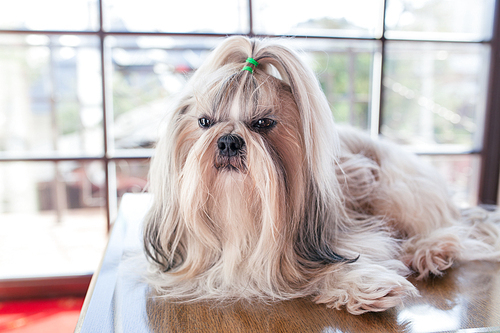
75;193;500;333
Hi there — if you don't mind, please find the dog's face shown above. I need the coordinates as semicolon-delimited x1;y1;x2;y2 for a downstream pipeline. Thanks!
171;68;307;244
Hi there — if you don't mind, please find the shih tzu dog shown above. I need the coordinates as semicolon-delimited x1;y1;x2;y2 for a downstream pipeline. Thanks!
143;36;500;315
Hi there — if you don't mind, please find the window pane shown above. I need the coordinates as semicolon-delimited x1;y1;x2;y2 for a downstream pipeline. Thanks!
103;0;249;34
294;39;378;131
0;161;107;279
421;154;480;207
382;42;489;151
0;0;99;31
106;159;149;220
106;36;218;152
385;0;496;41
0;35;103;157
115;159;149;200
252;0;384;38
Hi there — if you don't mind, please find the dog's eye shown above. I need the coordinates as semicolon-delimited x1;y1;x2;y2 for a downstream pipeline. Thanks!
198;117;212;128
252;118;276;130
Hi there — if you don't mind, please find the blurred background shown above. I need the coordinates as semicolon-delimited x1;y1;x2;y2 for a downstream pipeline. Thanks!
0;0;499;294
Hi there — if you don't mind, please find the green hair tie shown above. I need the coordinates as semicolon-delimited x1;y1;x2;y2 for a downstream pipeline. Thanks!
242;57;259;73
246;57;259;66
242;66;254;73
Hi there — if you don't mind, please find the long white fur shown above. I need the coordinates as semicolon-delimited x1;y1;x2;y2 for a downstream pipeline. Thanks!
143;36;500;315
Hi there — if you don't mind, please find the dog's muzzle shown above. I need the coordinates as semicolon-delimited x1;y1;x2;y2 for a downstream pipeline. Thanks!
215;134;246;171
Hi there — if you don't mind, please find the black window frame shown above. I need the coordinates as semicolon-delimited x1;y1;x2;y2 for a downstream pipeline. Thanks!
0;0;499;298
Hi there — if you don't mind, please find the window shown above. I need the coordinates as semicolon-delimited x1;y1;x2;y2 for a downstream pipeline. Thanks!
0;0;499;290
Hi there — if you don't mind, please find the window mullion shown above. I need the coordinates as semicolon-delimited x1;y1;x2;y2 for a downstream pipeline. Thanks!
479;0;500;205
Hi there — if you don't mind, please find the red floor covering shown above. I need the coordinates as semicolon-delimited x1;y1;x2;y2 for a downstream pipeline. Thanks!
0;297;84;333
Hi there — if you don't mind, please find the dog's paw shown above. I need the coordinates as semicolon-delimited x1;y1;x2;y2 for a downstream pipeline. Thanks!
403;235;461;279
314;267;418;315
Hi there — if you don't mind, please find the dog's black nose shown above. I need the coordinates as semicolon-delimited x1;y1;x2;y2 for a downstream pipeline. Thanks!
217;134;244;157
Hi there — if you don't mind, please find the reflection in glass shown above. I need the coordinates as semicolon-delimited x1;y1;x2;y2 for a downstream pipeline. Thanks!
0;161;107;278
382;42;489;151
103;0;248;34
0;0;99;31
253;0;384;37
0;35;103;157
385;0;496;41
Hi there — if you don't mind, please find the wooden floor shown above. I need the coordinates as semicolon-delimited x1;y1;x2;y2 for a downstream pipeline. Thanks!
145;261;500;333
76;194;500;333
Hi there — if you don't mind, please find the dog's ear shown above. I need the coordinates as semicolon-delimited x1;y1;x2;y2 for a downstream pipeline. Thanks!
143;127;181;271
253;43;340;190
295;188;359;267
143;96;189;271
253;40;357;264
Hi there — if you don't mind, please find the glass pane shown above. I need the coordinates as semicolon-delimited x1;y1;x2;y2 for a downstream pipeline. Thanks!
115;159;149;200
0;35;103;155
253;0;384;38
106;36;218;152
382;42;489;151
295;39;378;131
103;0;248;34
0;35;103;157
107;159;149;220
421;154;480;208
385;0;496;41
0;0;99;31
0;161;107;279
